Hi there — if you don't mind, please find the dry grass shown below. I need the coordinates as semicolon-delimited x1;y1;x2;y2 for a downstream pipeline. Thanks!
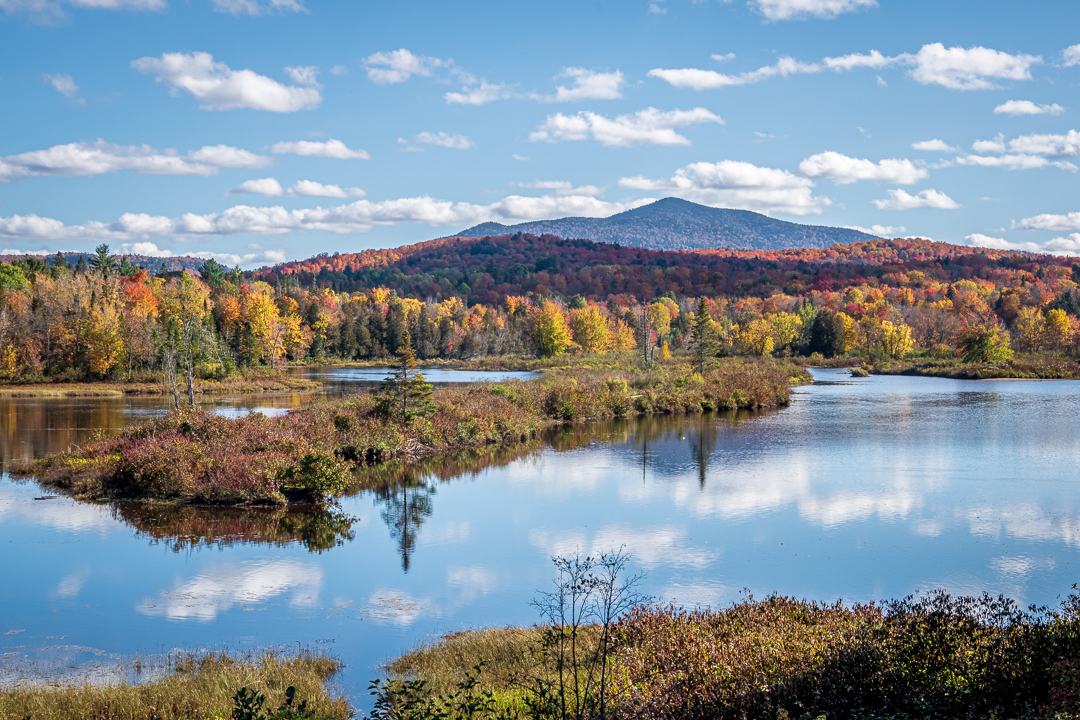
0;377;321;398
0;649;350;720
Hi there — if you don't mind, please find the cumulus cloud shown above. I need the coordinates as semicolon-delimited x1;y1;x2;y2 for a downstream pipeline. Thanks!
1016;211;1080;232
0;139;270;182
962;233;1080;256
1007;130;1080;157
907;43;1041;90
363;48;449;85
822;49;899;71
271;139;369;159
399;132;475;150
229;177;365;198
994;99;1065;116
1064;45;1080;67
132;52;321;112
798;151;927;184
538;68;625;102
912;139;958;152
529;107;723;147
210;0;306;15
43;73;85;104
519;180;603;196
0;193;653;244
872;188;960;210
751;0;876;20
618;159;827;215
648;56;821;90
962;130;1080;171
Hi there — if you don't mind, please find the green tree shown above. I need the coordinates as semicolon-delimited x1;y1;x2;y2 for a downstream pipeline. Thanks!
959;324;1013;363
118;256;137;277
198;258;227;288
532;300;573;358
0;263;28;293
691;297;719;373
89;244;115;278
377;329;435;423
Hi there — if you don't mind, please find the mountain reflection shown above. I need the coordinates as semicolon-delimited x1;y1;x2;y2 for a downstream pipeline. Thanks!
114;503;356;553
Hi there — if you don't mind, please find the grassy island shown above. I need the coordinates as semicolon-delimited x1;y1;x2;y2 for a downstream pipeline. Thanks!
15;357;806;506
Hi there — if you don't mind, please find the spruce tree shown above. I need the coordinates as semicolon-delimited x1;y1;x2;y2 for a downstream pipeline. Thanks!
377;329;435;423
691;298;719;374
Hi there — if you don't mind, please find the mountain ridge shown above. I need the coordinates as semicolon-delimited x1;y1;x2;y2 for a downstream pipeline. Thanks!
452;197;877;251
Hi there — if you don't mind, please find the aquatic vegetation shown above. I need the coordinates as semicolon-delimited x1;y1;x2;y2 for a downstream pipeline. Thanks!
15;358;801;506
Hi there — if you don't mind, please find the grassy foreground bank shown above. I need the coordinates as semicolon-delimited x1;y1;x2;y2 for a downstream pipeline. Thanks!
0;649;349;720
14;357;805;505
387;591;1080;720
0;375;321;398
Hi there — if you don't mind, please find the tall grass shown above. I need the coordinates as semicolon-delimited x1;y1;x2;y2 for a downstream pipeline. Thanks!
0;649;350;720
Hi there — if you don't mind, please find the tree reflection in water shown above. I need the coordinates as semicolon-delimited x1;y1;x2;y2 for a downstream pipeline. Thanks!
113;503;356;553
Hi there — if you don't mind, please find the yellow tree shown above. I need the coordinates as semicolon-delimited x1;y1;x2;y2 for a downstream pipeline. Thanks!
834;312;857;353
158;273;212;407
767;312;803;353
879;320;915;358
1044;308;1072;352
86;304;125;376
1013;306;1047;352
568;305;612;354
608;317;637;352
734;318;775;356
531;300;572;358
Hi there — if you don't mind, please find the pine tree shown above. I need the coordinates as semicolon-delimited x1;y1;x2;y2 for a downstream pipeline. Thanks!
691;297;719;374
377;329;435;423
89;244;115;278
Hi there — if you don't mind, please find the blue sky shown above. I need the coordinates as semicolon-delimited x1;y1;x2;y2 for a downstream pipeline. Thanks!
1;0;1079;266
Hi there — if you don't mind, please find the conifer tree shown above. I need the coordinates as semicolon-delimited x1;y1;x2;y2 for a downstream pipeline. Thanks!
691;297;719;373
377;329;435;423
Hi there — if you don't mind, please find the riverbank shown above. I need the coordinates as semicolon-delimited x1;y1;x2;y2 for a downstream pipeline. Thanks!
0;375;322;398
13;357;806;506
0;649;350;720
789;352;1080;380
386;590;1080;720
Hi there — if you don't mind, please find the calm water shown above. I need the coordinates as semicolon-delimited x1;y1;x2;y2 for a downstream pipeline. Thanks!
3;368;1080;703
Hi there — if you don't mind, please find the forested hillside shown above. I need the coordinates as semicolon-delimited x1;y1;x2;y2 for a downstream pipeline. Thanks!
453;197;876;251
1;233;1079;385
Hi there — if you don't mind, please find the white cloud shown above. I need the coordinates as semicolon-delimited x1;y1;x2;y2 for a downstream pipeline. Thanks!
912;139;958;152
520;180;603;196
972;133;1007;154
962;233;1080;256
994;99;1064;116
822;49;899;71
0;193;653;244
229;177;365;198
872;188;960;210
43;73;85;104
363;48;449;85
271;139;369;159
512;154;530;162
284;65;320;87
1064;45;1080;67
0;248;50;256
955;154;1077;171
530;107;723;147
329;64;347;75
648;56;821;90
1017;212;1080;232
1006;130;1080;157
404;132;475;150
0;140;270;182
540;68;625;102
844;224;906;237
751;0;877;21
907;43;1041;90
647;1;666;14
445;81;513;106
619;159;827;215
210;0;306;15
131;52;321;112
798;151;927;184
1048;234;1080;252
0;0;163;23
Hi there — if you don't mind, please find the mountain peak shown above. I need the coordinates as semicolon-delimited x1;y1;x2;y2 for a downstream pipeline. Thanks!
454;198;875;252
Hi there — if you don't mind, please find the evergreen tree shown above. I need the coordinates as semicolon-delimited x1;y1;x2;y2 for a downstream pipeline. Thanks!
376;329;435;423
75;255;88;274
691;297;719;374
118;256;137;277
198;258;226;288
89;244;115;278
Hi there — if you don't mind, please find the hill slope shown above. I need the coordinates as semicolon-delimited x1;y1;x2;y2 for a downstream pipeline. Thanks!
454;197;876;251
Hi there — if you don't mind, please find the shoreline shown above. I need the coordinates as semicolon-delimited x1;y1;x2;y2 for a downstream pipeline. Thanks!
0;377;323;398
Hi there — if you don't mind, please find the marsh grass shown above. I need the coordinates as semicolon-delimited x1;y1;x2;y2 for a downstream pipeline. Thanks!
0;649;350;720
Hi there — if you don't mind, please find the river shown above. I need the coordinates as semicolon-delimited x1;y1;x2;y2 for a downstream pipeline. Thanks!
2;367;1079;702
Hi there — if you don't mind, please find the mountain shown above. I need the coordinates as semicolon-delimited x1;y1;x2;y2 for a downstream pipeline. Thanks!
454;197;876;251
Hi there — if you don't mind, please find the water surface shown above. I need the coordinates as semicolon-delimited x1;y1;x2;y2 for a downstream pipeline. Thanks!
3;368;1079;704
